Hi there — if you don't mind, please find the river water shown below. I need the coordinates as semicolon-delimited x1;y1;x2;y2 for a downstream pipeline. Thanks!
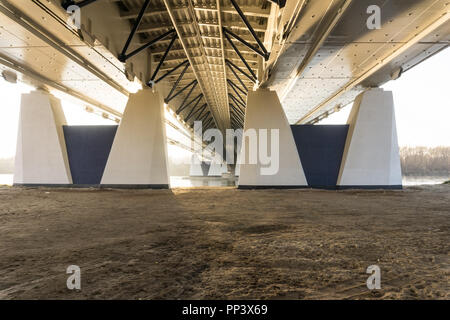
0;174;447;187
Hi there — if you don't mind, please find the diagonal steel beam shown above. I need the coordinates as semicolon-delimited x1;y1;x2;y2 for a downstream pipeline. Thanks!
186;103;207;122
149;33;178;86
165;79;196;103
199;111;211;122
230;114;243;127
195;106;208;122
228;0;269;59
227;79;246;105
226;61;248;92
224;30;257;82
118;0;152;61
155;59;189;84
203;118;213;129
230;103;245;119
229;93;246;109
178;93;203;114
231;119;242;129
223;28;266;59
228;79;247;97
226;59;256;84
230;110;243;123
176;83;198;114
119;29;175;62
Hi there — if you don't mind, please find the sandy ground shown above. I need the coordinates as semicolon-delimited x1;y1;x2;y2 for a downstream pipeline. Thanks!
0;185;448;300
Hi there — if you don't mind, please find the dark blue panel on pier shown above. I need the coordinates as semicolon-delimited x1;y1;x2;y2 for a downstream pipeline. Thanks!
63;126;118;185
291;125;349;188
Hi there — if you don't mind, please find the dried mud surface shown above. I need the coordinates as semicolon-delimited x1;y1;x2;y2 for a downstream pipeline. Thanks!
0;185;448;299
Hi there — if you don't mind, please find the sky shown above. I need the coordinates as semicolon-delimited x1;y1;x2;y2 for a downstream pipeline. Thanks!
0;48;449;159
319;47;450;147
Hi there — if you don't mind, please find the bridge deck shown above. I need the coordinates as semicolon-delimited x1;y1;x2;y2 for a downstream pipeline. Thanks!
0;0;448;129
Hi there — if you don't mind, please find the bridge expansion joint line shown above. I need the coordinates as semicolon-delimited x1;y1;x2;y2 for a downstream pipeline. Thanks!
162;0;226;132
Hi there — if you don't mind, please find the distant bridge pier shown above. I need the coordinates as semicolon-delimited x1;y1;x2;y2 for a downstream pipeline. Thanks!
100;89;170;189
189;153;209;177
337;88;403;189
13;90;73;186
234;146;242;178
208;157;228;177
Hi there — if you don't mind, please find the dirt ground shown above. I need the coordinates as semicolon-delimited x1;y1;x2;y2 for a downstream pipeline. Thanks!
0;185;448;300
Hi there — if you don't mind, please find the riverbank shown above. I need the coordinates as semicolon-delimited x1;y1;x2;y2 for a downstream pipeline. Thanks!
0;184;448;299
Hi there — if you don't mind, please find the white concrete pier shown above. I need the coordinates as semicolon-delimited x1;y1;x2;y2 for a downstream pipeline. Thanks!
337;88;402;189
238;89;308;188
101;89;170;188
14;90;72;186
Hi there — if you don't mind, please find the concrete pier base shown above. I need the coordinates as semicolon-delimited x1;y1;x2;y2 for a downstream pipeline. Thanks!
13;90;72;186
101;89;169;188
337;88;402;189
238;89;308;189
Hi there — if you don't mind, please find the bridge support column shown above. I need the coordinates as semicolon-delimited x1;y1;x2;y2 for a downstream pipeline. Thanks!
13;90;72;186
238;89;308;189
101;89;169;188
208;159;228;177
235;147;241;177
337;88;402;189
189;154;209;176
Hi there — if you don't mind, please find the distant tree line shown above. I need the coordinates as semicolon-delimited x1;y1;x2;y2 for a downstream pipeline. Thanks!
400;147;450;176
1;148;449;177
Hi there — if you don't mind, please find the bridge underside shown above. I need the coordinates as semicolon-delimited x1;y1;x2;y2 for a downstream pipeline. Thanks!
1;0;448;188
